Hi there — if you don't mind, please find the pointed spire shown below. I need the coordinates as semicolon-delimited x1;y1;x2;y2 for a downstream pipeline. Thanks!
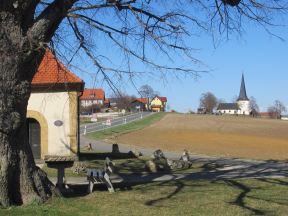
237;74;249;101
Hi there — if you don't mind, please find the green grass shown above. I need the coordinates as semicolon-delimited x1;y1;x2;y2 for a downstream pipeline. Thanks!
86;112;166;140
2;178;288;215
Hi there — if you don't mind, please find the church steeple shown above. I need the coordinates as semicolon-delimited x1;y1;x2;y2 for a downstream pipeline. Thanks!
237;74;249;101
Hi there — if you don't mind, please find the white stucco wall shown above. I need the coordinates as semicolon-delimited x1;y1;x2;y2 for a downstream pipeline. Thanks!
237;100;251;115
81;99;103;107
218;109;238;115
27;92;73;156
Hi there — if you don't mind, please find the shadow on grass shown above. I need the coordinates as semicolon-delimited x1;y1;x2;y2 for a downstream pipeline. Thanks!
60;156;288;215
145;180;185;206
79;152;137;160
224;179;267;215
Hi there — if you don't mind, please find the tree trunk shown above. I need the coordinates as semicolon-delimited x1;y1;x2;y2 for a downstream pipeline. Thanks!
0;12;59;207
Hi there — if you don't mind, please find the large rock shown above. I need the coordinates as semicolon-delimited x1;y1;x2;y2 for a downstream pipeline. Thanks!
145;160;157;173
152;149;166;160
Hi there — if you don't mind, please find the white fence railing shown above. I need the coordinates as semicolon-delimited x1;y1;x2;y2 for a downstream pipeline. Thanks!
80;112;154;135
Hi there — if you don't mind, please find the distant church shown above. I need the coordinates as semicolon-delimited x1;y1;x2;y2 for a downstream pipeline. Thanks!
217;74;251;115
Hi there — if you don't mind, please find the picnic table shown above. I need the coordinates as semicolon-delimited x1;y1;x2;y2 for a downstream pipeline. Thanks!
44;156;75;189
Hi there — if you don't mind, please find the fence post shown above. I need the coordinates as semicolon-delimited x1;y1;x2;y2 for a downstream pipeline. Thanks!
84;125;87;135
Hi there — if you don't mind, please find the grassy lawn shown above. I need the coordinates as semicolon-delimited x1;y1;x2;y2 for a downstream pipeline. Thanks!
86;112;166;140
2;178;288;215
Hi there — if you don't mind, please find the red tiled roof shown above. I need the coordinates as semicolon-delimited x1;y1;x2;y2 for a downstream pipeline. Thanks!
259;112;278;117
158;96;167;102
80;89;105;100
32;49;83;85
136;98;148;104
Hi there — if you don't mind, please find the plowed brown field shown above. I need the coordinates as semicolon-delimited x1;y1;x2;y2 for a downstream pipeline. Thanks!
112;114;288;160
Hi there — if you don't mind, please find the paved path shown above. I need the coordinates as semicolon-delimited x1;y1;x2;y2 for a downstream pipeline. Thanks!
51;160;288;186
72;135;288;185
80;135;181;158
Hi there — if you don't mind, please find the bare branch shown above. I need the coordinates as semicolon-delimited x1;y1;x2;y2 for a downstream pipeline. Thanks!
28;0;77;44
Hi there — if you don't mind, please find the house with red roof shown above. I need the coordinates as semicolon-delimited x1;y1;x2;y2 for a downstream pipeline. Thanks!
130;98;149;111
27;49;84;159
150;96;167;112
80;88;106;108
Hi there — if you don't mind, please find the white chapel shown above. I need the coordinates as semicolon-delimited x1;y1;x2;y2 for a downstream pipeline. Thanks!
217;74;251;115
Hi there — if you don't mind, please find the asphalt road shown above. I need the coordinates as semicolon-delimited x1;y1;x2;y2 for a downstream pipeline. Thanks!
80;112;153;135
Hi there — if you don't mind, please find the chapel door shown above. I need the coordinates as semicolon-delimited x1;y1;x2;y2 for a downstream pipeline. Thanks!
27;118;41;159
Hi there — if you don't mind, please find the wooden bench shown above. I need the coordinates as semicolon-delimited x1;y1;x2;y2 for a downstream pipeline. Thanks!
44;156;75;189
87;157;115;193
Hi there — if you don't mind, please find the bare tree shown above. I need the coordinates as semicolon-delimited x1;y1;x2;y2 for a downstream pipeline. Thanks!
139;85;157;99
199;92;218;114
249;96;259;116
268;100;287;119
110;92;136;111
0;0;287;207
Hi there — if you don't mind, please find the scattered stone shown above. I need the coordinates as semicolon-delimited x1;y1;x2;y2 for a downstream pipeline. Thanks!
156;158;171;171
152;149;166;160
180;149;190;162
178;150;192;168
165;150;192;169
147;149;192;172
145;160;157;173
129;150;143;158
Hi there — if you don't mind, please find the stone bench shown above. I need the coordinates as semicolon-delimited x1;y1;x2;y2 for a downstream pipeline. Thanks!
87;157;115;193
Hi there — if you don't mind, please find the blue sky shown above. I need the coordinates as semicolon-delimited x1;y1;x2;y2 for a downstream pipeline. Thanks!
66;8;288;113
159;26;288;113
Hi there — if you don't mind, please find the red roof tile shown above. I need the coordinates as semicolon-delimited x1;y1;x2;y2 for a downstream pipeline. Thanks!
32;49;83;85
136;98;149;104
158;96;167;102
80;89;105;100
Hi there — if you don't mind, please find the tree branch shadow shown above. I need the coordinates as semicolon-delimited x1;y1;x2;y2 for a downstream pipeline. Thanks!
224;179;267;215
145;180;185;206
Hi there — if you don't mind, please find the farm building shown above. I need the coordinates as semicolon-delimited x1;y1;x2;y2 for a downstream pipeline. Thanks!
217;74;251;115
259;112;280;119
27;49;84;160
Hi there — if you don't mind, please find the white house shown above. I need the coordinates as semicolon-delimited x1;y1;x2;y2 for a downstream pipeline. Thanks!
217;74;251;115
27;49;84;159
80;88;106;107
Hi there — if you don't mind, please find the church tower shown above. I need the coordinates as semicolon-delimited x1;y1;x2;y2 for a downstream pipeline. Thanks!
237;74;251;115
